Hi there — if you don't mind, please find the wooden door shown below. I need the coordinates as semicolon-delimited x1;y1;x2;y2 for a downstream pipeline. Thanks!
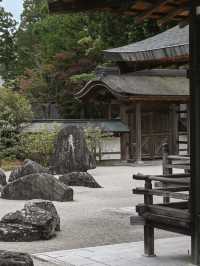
128;110;170;160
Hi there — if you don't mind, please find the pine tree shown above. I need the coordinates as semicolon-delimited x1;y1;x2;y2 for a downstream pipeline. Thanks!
0;1;17;81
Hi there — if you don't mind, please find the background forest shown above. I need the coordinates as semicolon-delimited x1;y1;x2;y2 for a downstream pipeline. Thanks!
0;0;170;165
0;0;163;119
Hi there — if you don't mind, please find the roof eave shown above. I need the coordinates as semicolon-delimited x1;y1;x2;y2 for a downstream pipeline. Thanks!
104;44;189;62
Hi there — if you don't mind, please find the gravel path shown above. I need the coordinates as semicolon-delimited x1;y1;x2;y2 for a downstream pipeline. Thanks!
0;165;181;256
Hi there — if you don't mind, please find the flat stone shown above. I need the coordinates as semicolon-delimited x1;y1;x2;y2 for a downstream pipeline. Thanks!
0;250;33;265
59;172;101;188
9;159;48;182
2;173;73;202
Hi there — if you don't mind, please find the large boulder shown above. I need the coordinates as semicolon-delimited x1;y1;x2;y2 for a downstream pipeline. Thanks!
1;205;57;241
0;201;60;241
0;222;44;242
0;168;6;186
59;172;101;188
50;126;96;174
2;173;73;201
24;200;60;231
0;250;33;265
9;159;47;182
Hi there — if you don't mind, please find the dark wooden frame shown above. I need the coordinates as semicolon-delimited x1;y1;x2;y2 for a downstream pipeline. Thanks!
132;173;191;256
48;0;190;25
190;2;200;264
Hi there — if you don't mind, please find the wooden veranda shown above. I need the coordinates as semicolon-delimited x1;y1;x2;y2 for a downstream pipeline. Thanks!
48;0;200;264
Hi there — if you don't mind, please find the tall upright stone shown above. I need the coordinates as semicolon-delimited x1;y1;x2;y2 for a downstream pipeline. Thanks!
0;168;6;186
51;126;96;174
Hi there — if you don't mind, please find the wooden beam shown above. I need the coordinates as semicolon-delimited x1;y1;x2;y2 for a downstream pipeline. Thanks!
133;187;189;200
135;0;176;24
127;96;190;102
138;204;190;220
49;0;136;13
186;103;190;155
48;0;190;22
158;4;189;25
190;2;200;265
169;104;179;154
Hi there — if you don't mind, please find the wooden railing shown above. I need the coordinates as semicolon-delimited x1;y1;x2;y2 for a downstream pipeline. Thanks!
131;173;191;256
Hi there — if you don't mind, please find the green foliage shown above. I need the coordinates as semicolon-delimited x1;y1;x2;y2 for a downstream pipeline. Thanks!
0;87;33;160
20;0;48;30
70;72;96;83
0;88;33;128
20;128;58;166
0;111;20;160
0;3;17;81
84;127;109;159
2;0;165;119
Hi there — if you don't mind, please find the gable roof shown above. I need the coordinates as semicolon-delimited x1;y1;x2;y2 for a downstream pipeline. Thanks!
75;69;189;101
104;25;189;62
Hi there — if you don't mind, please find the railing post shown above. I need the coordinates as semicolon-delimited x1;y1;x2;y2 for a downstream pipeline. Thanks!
144;178;155;257
162;143;171;204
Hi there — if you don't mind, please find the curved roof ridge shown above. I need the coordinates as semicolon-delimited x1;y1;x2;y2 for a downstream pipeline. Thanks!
75;71;189;100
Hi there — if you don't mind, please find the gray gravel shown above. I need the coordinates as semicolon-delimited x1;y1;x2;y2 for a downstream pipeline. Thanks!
0;165;181;258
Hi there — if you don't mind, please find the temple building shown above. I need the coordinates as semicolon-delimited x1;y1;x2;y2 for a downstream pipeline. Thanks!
76;26;190;162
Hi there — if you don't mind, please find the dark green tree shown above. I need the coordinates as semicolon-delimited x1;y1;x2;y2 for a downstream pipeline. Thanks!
0;1;17;81
14;1;164;118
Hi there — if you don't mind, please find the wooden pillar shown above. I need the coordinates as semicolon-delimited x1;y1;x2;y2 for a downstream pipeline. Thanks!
169;104;178;154
135;103;143;164
187;103;191;155
144;179;155;256
120;104;129;161
190;2;200;265
80;106;85;119
162;143;171;204
129;111;135;160
108;103;112;120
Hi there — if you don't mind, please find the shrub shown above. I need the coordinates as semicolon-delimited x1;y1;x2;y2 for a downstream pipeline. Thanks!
0;88;33;129
0;87;33;161
20;128;58;166
84;127;109;160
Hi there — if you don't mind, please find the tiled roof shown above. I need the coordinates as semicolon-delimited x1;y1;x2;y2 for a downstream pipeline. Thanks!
76;69;189;99
22;119;129;133
104;26;189;62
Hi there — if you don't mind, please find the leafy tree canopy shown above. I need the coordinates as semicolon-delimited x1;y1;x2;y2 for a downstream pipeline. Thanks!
0;1;17;81
0;86;33;160
2;0;164;118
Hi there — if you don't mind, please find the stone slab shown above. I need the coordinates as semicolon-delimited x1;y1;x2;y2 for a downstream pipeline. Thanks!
33;236;191;266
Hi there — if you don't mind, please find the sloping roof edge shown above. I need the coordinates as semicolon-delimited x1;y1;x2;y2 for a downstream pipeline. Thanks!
104;44;189;62
104;26;189;62
22;119;130;133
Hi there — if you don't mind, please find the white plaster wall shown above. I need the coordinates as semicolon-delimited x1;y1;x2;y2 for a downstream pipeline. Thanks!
98;137;121;160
